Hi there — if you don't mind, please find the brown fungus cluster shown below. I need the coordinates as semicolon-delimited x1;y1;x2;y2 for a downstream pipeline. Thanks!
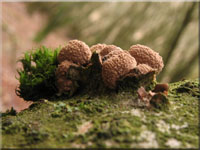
55;40;164;96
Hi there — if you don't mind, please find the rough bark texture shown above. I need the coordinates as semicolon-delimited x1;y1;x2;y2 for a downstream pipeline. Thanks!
1;79;199;148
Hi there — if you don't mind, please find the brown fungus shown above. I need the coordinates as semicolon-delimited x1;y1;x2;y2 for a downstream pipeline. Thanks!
129;44;164;73
90;43;107;53
57;40;92;65
102;49;125;63
56;78;73;94
102;52;137;89
55;60;78;95
136;64;154;75
55;60;78;78
152;83;169;95
99;45;122;58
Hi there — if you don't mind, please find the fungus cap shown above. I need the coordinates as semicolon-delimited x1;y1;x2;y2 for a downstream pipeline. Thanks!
58;40;92;65
136;64;154;75
90;44;107;53
102;52;137;89
99;45;122;58
129;44;164;73
102;49;125;63
55;60;78;78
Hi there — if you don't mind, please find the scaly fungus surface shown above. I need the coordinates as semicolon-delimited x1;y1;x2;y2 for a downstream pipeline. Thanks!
102;50;126;63
90;43;107;53
136;64;154;75
58;40;92;65
99;45;122;58
102;52;137;89
129;44;164;73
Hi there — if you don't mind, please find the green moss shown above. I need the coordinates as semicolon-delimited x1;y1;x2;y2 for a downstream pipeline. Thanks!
1;107;17;117
2;79;199;148
16;46;61;101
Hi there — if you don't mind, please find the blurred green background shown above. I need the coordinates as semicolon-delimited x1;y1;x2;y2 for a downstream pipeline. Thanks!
26;2;198;83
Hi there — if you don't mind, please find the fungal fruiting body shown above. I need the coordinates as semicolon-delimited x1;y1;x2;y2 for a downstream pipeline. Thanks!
58;40;92;65
90;43;107;53
102;52;137;89
129;44;164;73
153;83;169;96
55;60;78;95
55;60;77;78
56;39;92;95
99;45;122;58
55;40;164;96
136;64;154;75
102;49;125;63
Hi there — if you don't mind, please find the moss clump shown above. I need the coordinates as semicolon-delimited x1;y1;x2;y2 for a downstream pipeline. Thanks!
16;46;61;101
174;81;200;98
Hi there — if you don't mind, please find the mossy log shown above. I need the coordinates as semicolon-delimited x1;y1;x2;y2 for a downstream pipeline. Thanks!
1;79;199;148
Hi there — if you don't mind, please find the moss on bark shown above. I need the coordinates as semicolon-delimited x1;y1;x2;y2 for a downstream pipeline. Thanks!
1;79;199;148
